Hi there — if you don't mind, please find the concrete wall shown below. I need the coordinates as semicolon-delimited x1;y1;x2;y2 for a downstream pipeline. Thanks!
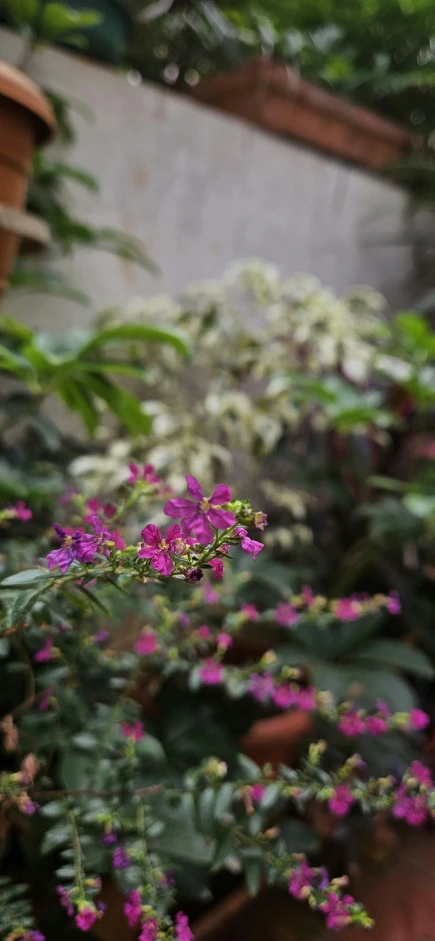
0;28;418;331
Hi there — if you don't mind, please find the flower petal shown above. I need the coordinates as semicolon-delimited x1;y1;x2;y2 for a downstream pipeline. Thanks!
210;484;232;506
166;523;182;542
186;475;203;501
191;517;214;545
164;497;195;519
151;550;174;576
140;523;161;547
208;508;237;529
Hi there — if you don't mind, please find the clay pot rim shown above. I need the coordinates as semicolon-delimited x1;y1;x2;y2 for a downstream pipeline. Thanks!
191;56;420;152
0;60;55;145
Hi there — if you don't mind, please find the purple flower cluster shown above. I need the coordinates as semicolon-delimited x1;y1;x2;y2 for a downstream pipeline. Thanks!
289;861;358;931
338;704;429;737
248;674;316;712
175;912;194;941
139;523;187;575
165;476;236;545
392;761;434;826
47;517;114;573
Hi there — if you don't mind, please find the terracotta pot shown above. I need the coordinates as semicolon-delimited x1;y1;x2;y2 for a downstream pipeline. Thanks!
319;827;435;941
0;60;55;298
191;58;420;171
242;709;312;768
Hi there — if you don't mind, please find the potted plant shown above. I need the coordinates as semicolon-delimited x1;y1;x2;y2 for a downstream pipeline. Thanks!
191;57;418;171
0;60;54;297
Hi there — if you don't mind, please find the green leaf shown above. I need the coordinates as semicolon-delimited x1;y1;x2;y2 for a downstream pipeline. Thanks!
58;748;93;790
198;787;216;835
72;732;99;750
4;586;48;628
214;782;234;819
57;379;99;435
85;375;151;435
404;493;435;519
41;823;72;855
41;801;65;818
0;344;35;382
40;2;101;40
244;858;263;896
237;754;261;782
0;569;51;588
352;640;434;678
3;0;38;28
0;316;34;343
79;323;191;359
135;734;166;763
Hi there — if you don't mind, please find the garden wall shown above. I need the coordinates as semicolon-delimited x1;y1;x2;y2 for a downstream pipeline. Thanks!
0;28;422;331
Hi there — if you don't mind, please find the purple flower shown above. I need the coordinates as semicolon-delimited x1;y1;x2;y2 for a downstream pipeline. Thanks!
217;632;232;650
113;846;131;869
272;684;299;709
23;800;38;815
127;463;160;486
139;919;158;941
94;630;110;645
235;527;263;560
275;602;299;627
248;672;274;702
46;524;84;573
302;585;314;607
139;523;186;576
328;784;354;817
393;785;427;826
410;708;430;731
124;890;142;927
387;591;401;615
78;516;114;563
34;637;54;663
75;906;98;932
334;598;361;622
175;911;194;941
319;893;355;930
121;721;145;741
338;710;366;737
203;582;219;604
10;500;32;521
27;932;45;941
209;557;225;579
409;760;433;786
57;886;74;917
289;860;315;899
111;530;126;550
298;687;316;711
102;829;117;846
254;511;268;530
134;630;158;655
241;603;259;621
164;476;236;545
365;715;388;736
198;659;224;685
187;567;203;582
250;784;265;804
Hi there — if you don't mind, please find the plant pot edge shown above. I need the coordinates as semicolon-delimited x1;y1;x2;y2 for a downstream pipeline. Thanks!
189;57;420;172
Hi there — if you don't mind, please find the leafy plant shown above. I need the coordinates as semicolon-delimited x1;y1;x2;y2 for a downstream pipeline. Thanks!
0;314;190;438
0;465;433;941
